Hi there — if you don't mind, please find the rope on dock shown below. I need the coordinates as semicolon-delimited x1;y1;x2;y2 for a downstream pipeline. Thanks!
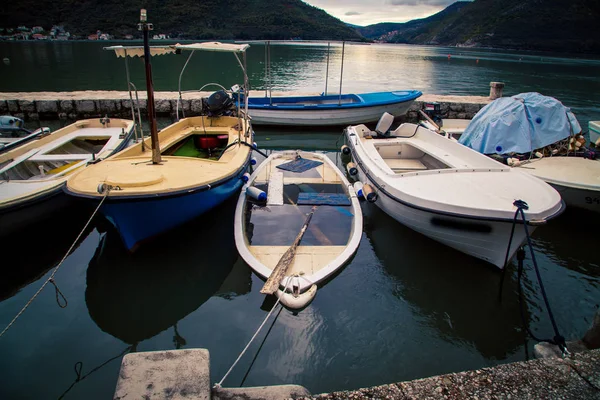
0;190;110;339
499;200;568;355
215;277;291;388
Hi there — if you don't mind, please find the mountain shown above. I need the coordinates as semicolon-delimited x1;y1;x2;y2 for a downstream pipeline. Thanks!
0;0;363;40
359;0;600;54
356;2;469;40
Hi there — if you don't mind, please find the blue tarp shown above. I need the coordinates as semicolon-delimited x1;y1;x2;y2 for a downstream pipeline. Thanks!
458;92;581;154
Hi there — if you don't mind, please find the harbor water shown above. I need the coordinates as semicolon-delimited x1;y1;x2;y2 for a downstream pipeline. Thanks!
0;42;599;398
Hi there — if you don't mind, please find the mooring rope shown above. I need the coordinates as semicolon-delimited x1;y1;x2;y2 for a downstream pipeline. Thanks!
499;200;568;355
215;277;292;388
0;190;110;339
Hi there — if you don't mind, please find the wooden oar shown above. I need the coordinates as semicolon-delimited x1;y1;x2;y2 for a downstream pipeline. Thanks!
260;205;318;295
419;110;441;132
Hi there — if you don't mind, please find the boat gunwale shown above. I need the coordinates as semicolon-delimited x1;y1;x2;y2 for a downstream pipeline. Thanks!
245;90;422;111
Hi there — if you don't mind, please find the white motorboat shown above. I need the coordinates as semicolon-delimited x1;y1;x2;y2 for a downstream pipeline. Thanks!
345;113;564;269
235;150;362;308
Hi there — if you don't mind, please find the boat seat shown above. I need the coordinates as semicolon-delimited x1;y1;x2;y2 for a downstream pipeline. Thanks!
267;171;284;206
384;158;427;172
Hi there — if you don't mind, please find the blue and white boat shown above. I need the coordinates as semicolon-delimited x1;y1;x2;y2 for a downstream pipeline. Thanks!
66;38;255;250
239;41;421;126
244;91;422;126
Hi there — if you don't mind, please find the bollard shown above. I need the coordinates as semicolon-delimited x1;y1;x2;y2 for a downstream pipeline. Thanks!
489;82;505;100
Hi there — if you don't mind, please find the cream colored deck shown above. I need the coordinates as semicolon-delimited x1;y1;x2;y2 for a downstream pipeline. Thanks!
67;116;251;196
383;158;427;172
255;155;342;185
249;245;345;276
520;157;600;190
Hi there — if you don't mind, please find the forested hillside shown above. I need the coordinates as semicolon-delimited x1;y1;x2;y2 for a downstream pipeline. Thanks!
358;0;600;54
0;0;363;40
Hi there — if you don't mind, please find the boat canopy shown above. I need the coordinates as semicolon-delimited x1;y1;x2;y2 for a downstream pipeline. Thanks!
175;42;249;53
104;45;178;58
459;92;581;154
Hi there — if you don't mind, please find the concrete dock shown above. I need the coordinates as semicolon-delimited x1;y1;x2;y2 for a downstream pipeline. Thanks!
0;91;491;122
113;347;600;399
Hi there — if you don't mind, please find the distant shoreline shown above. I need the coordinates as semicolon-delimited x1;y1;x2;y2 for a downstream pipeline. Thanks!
2;39;599;59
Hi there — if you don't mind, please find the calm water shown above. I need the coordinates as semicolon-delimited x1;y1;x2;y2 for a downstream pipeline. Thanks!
1;42;600;399
1;41;600;126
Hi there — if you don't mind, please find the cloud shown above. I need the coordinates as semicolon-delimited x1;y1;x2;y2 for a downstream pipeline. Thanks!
386;0;456;5
302;0;471;25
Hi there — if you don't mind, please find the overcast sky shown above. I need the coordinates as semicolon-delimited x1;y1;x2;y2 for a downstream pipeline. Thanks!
302;0;462;26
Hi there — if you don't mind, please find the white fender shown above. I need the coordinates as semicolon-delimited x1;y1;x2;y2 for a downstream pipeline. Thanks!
276;284;317;309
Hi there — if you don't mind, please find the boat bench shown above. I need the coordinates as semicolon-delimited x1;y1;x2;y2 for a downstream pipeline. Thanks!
383;158;427;173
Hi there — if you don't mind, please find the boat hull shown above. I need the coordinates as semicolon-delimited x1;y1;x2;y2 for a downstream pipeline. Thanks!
549;183;600;213
100;166;248;251
354;165;530;269
249;101;415;126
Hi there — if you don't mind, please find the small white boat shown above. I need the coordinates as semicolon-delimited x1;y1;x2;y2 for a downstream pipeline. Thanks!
345;113;564;269
0;116;51;153
0;118;134;234
420;118;470;140
235;151;362;308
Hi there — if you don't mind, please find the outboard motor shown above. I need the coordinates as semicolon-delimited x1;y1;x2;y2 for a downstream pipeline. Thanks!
423;102;442;126
204;90;233;116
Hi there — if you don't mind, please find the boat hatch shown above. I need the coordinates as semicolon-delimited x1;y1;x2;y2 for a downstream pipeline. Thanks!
161;133;229;160
374;143;450;173
46;137;111;155
245;182;353;246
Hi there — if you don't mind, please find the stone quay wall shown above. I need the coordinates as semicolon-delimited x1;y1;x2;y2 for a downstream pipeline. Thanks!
0;91;491;122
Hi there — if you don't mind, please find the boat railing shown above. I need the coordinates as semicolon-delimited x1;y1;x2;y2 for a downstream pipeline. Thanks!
127;82;144;148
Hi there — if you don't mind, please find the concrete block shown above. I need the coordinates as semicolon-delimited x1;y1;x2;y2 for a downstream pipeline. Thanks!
464;103;480;115
213;385;311;400
155;99;171;113
36;100;58;113
28;113;39;121
457;112;467;119
68;113;78;120
19;100;35;113
114;349;211;400
98;100;117;114
449;102;464;112
7;100;19;112
60;100;74;113
14;113;25;120
0;100;7;114
191;99;203;114
76;100;96;114
58;113;68;120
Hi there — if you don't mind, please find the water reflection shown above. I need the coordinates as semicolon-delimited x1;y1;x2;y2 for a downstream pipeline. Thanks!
0;201;92;302
85;198;251;345
362;203;527;360
532;209;600;277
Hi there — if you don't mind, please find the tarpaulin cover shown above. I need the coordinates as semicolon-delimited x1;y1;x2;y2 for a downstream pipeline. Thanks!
458;92;581;154
276;158;323;173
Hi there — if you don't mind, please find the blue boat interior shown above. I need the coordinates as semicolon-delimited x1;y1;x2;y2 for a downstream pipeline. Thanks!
243;90;422;109
245;182;353;247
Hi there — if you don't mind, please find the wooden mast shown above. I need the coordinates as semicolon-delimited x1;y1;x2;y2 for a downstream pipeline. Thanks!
139;9;161;164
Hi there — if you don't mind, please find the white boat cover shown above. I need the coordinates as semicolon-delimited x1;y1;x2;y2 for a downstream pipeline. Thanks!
459;92;581;154
104;45;178;58
175;42;249;53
